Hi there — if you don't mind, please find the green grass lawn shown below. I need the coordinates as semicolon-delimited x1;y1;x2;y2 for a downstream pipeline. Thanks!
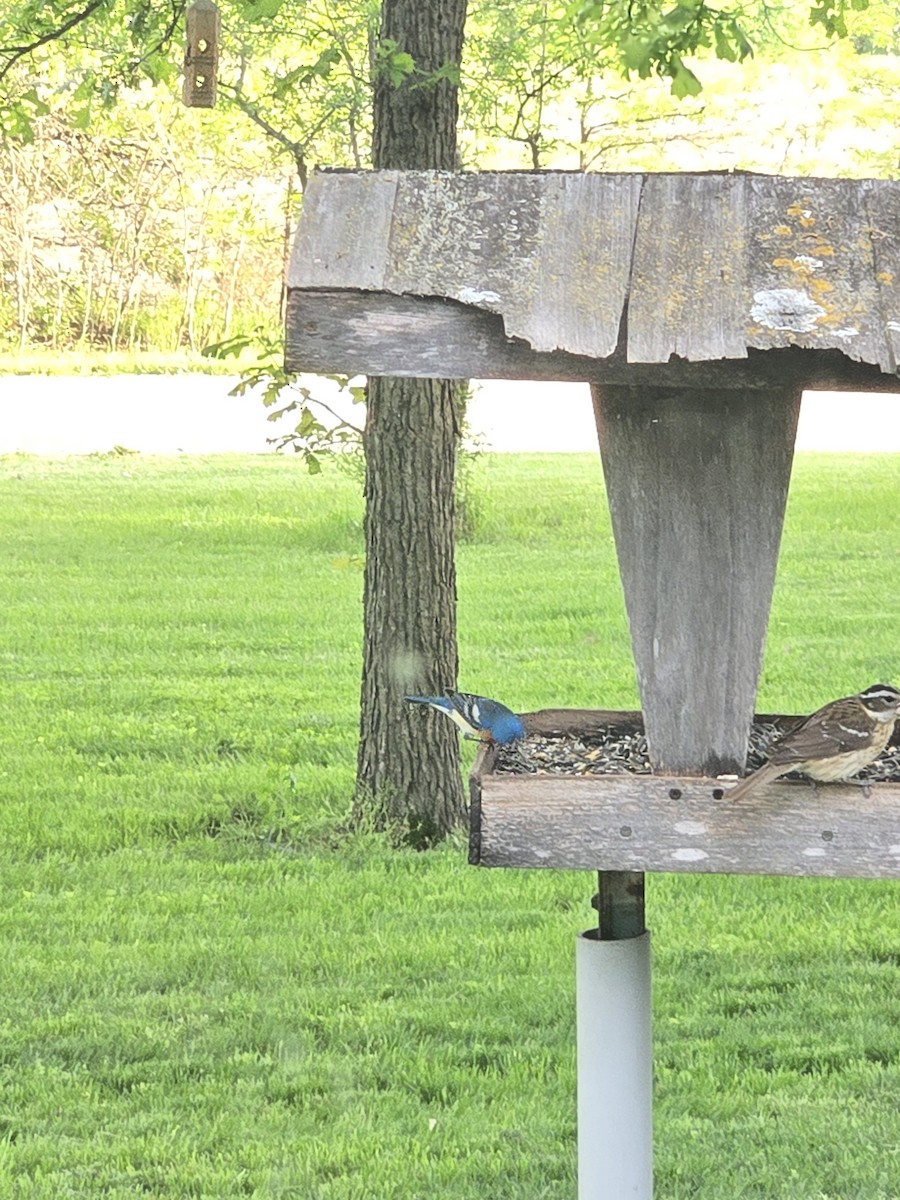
0;450;898;1198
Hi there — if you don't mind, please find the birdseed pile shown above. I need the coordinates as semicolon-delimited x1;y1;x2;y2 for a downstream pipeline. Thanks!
494;720;900;782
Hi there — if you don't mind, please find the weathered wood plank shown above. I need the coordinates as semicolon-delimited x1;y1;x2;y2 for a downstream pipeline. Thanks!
866;181;900;374
520;708;644;736
285;288;598;379
627;173;750;363
287;171;399;291
381;172;641;357
286;170;900;376
525;173;641;356
592;385;801;775
745;175;891;370
284;289;900;389
472;771;900;878
385;172;545;322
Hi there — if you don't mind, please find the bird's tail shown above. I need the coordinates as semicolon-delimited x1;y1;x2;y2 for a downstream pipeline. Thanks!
726;760;783;803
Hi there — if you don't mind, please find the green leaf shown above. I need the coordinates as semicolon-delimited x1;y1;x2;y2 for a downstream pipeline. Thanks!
241;0;286;17
714;31;733;59
262;378;289;407
428;61;461;86
713;19;751;62
143;52;177;85
312;46;342;77
73;75;95;103
272;48;342;99
3;105;35;143
296;407;325;438
22;87;50;118
809;0;848;36
662;7;696;32
274;66;309;97
735;27;754;60
621;34;653;73
374;39;417;87
268;400;299;421
388;52;415;85
202;334;254;359
670;61;702;97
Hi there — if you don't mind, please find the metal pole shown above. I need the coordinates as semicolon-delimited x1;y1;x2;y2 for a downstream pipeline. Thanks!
593;870;645;939
576;871;652;1199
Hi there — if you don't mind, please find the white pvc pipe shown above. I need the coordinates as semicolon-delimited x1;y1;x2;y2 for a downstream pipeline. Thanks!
576;929;653;1199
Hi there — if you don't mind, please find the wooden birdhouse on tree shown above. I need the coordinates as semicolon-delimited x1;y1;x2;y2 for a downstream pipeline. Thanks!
183;0;220;109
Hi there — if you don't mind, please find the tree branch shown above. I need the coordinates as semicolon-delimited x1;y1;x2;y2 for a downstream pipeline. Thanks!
0;0;107;83
135;1;186;72
217;82;310;190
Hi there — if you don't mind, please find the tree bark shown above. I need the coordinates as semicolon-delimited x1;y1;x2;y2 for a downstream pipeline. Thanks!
372;0;465;171
353;0;468;843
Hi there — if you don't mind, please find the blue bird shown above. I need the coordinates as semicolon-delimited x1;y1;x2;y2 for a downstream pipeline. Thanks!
404;691;526;746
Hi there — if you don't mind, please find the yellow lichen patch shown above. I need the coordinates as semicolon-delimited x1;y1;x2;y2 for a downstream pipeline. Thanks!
816;311;856;328
774;224;793;236
877;270;894;284
809;279;834;294
771;256;828;284
786;203;805;216
799;215;816;228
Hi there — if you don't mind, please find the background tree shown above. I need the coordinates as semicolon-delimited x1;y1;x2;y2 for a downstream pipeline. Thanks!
353;0;469;844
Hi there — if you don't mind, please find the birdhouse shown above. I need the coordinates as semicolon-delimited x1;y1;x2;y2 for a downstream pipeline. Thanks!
183;0;219;108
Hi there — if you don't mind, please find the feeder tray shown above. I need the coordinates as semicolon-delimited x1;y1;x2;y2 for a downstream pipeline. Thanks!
469;708;900;880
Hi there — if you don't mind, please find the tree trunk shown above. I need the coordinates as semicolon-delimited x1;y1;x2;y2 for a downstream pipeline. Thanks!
371;0;465;171
353;0;468;844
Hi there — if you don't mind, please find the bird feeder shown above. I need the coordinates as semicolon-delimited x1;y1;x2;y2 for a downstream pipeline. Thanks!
183;0;219;108
470;707;900;879
285;169;900;1198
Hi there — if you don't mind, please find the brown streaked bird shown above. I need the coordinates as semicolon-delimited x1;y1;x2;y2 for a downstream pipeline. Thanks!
727;683;900;802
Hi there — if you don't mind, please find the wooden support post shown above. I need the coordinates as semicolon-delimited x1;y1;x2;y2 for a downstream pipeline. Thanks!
578;383;800;1199
592;385;802;774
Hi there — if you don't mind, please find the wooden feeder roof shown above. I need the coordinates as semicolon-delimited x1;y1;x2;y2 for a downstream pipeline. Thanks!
286;169;900;387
